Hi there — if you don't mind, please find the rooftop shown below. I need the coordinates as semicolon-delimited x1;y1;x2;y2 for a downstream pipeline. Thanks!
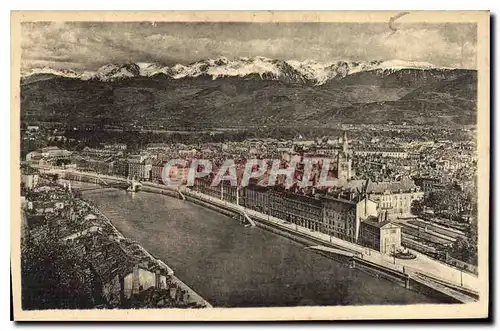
355;147;407;153
361;219;392;229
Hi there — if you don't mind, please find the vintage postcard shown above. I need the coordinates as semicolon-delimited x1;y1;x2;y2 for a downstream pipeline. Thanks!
11;11;490;321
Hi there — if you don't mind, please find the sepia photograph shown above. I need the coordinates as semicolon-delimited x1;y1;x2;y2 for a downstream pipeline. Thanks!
11;11;490;321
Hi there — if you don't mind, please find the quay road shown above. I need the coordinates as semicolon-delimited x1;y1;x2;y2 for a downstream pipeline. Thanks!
174;186;478;303
122;177;479;300
41;168;480;301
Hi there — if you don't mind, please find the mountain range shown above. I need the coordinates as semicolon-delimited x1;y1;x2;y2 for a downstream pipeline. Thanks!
20;57;477;128
22;57;450;86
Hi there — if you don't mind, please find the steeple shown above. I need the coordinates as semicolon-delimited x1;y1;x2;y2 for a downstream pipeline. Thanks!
342;130;349;154
337;131;352;180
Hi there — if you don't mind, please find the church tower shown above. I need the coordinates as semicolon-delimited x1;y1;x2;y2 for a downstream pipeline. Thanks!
342;130;349;154
337;131;352;180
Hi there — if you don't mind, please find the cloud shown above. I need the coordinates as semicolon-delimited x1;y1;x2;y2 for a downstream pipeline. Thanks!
20;22;477;70
373;28;476;68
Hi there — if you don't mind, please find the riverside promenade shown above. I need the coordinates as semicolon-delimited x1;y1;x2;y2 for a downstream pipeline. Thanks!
178;188;478;303
179;190;479;291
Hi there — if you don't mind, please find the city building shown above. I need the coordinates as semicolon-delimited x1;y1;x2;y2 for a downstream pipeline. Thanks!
73;157;110;174
146;143;171;151
322;196;378;243
81;147;119;158
151;160;165;183
362;179;424;218
39;146;73;160
112;159;129;178
103;143;128;150
25;151;42;162
240;184;269;213
413;176;445;195
359;214;402;254
151;161;189;185
354;147;409;159
268;190;324;232
128;158;153;181
21;173;40;190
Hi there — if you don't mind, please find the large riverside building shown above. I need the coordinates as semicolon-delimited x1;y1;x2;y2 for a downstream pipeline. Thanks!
26;146;72;165
319;177;424;220
151;160;165;183
268;190;324;232
322;196;378;243
128;157;153;181
240;184;269;213
191;179;402;254
193;177;239;204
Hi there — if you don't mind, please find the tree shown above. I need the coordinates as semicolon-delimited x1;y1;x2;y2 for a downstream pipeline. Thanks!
423;190;444;214
410;199;424;215
450;237;470;262
466;218;478;265
422;184;474;221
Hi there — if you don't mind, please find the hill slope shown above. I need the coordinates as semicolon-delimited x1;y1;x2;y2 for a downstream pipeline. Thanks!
20;66;477;128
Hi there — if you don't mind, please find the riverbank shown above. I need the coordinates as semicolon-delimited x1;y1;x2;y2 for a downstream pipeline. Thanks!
63;182;213;308
87;200;213;308
86;206;210;308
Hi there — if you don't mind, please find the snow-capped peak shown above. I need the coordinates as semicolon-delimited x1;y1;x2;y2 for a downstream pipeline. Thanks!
206;56;282;80
136;62;166;76
286;60;336;85
21;67;82;79
376;60;437;70
95;63;141;82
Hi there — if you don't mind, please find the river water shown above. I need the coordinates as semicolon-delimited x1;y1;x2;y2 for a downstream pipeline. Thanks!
74;183;440;307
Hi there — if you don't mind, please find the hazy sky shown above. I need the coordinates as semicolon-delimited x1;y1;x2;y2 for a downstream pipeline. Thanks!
21;21;477;71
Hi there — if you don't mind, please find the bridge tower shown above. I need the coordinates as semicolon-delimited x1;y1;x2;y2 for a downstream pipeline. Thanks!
127;179;142;192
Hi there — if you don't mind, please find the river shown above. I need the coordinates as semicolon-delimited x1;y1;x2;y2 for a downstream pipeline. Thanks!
74;182;441;307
